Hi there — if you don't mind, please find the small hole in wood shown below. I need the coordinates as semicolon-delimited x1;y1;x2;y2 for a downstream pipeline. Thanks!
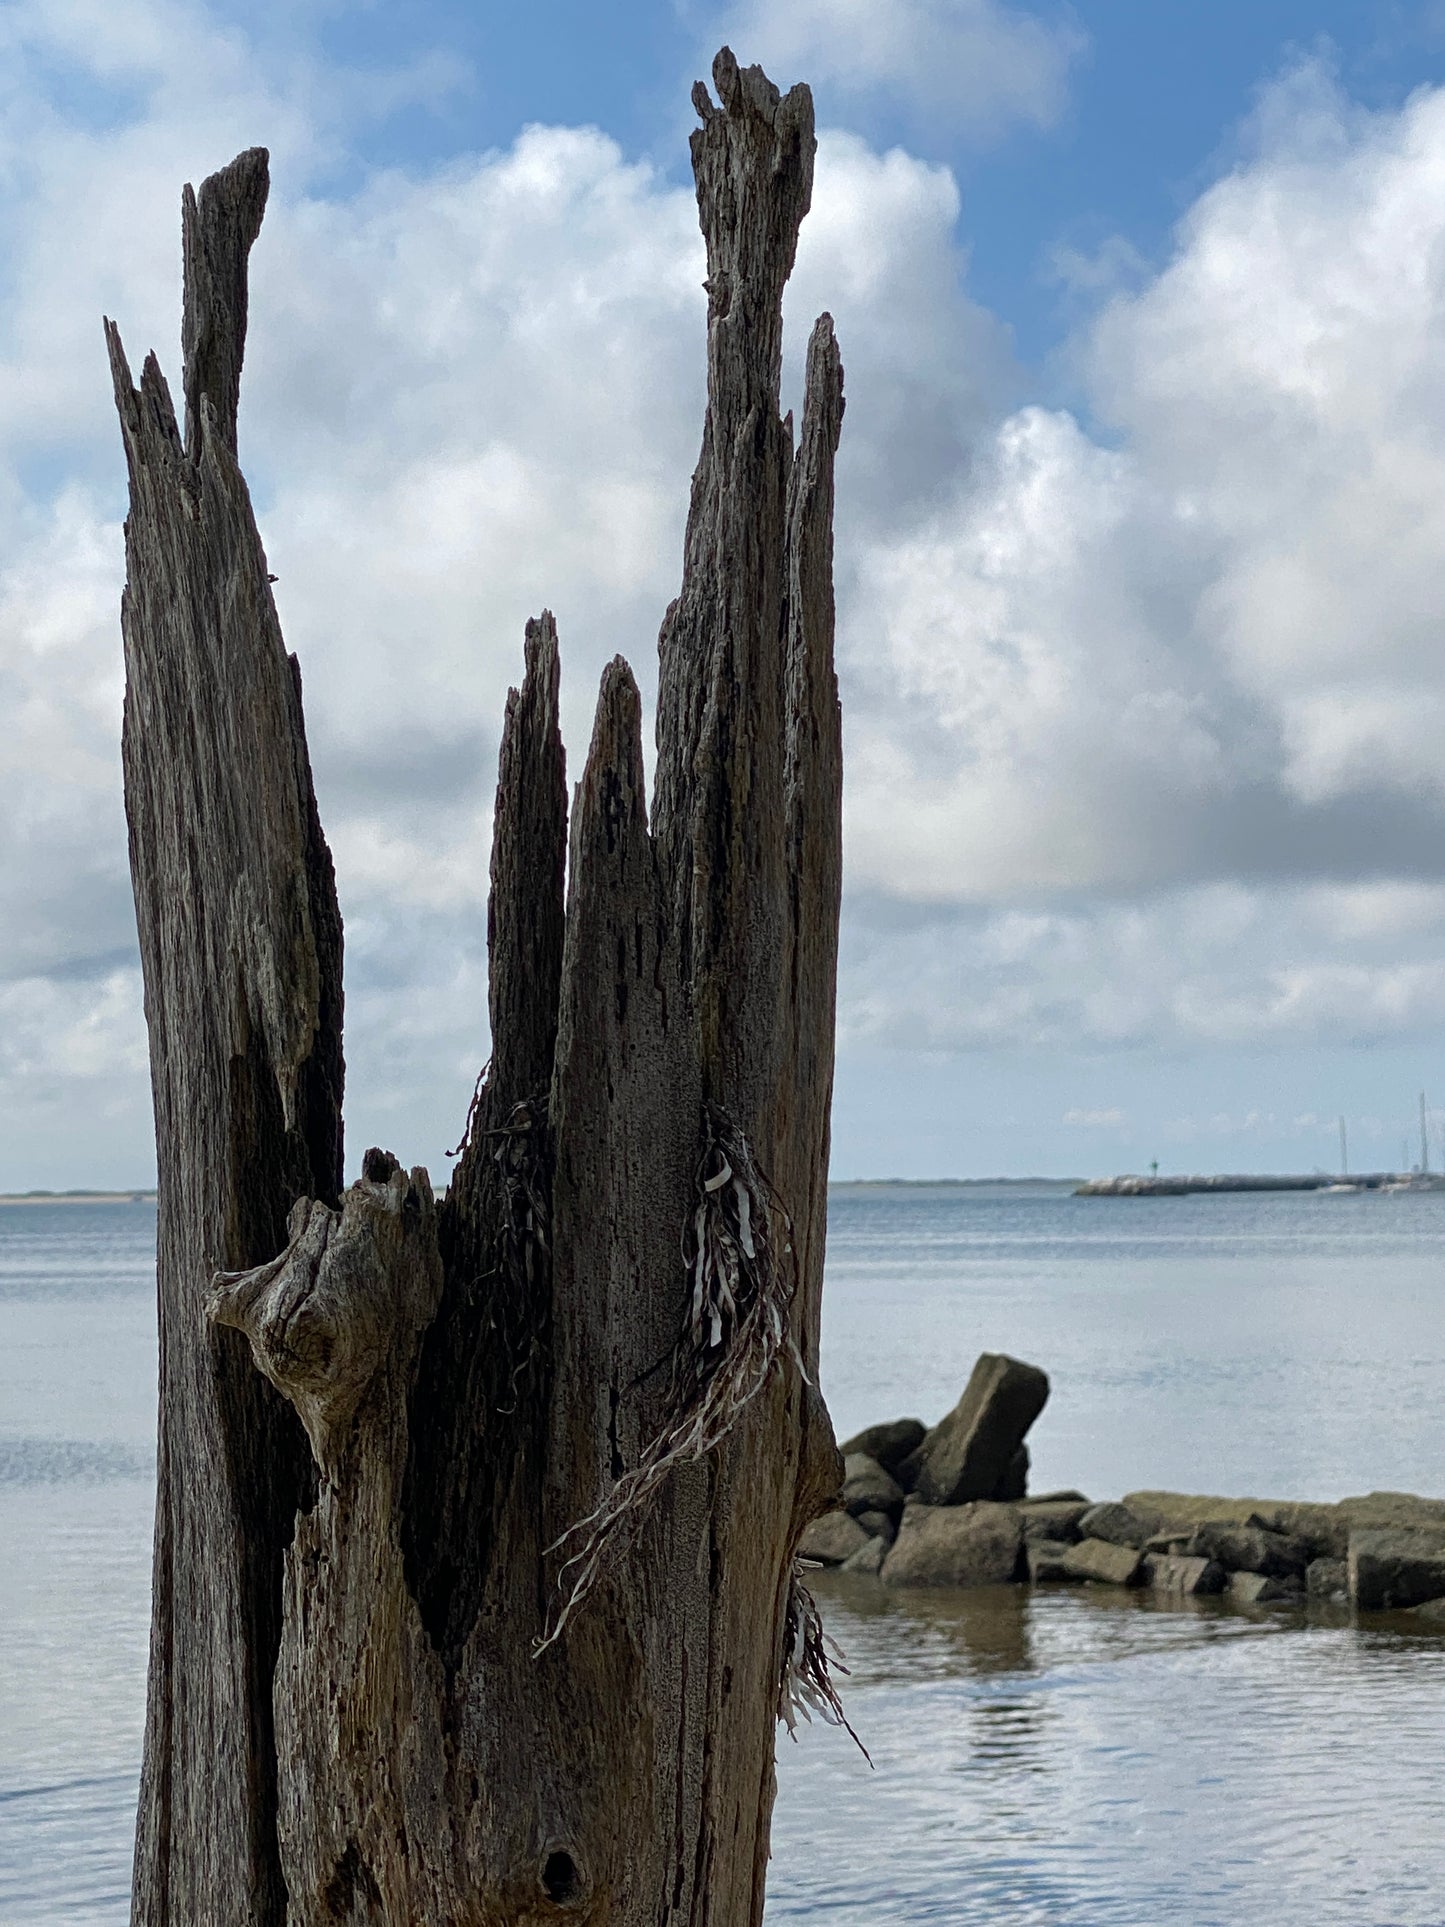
542;1848;581;1902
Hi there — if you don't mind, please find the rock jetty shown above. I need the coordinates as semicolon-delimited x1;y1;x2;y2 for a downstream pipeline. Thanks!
804;1352;1445;1620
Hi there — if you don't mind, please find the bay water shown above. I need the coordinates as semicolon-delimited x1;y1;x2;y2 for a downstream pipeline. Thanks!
4;1184;1445;1922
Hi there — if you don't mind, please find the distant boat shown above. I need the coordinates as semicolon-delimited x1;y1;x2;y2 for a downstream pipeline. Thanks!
1322;1116;1359;1192
1381;1094;1445;1192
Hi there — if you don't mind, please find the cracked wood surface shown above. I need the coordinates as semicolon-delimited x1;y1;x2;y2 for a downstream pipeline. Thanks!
114;48;844;1926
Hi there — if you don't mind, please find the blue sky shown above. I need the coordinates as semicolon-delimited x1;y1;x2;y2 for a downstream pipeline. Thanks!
10;0;1445;1183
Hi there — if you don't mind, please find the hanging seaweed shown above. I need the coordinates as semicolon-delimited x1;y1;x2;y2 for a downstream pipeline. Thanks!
537;1102;800;1651
778;1561;869;1761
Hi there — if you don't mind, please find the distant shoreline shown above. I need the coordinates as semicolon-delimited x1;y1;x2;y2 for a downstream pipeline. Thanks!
0;1190;157;1206
828;1177;1081;1190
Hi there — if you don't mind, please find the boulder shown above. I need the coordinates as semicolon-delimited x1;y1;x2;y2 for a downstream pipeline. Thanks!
838;1418;926;1477
1228;1570;1303;1606
1026;1539;1082;1583
854;1509;897;1546
798;1510;870;1567
1060;1538;1141;1587
1021;1500;1090;1544
1077;1502;1149;1549
839;1535;889;1577
903;1353;1050;1506
1140;1553;1226;1596
881;1501;1023;1589
1189;1520;1308;1579
841;1452;905;1524
1306;1557;1348;1602
1348;1527;1445;1611
1027;1489;1089;1505
1409;1595;1445;1625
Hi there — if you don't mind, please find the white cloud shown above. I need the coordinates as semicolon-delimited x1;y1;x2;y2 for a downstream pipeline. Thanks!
10;12;1445;1181
840;881;1445;1053
712;0;1085;140
1062;1107;1126;1128
844;61;1445;930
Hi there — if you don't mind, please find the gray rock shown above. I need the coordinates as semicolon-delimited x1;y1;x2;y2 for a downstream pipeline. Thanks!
1025;1489;1090;1505
1021;1500;1090;1544
854;1509;897;1546
881;1501;1023;1589
904;1353;1050;1507
1122;1489;1445;1563
1060;1538;1142;1587
1026;1538;1083;1583
842;1452;905;1524
1306;1557;1348;1602
1228;1570;1304;1606
1409;1595;1445;1624
1142;1532;1194;1554
1140;1553;1226;1596
1077;1502;1149;1549
798;1510;870;1567
1189;1521;1308;1579
838;1418;926;1476
839;1534;889;1577
1348;1527;1445;1611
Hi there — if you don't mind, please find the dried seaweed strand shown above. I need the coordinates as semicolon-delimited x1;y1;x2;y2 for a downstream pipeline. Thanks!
536;1103;799;1653
778;1561;870;1762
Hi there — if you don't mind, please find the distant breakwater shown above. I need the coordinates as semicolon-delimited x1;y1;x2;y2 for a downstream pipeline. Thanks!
1076;1173;1395;1195
805;1353;1445;1620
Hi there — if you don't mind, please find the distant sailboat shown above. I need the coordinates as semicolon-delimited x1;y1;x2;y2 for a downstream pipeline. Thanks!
1320;1115;1363;1193
1382;1093;1445;1192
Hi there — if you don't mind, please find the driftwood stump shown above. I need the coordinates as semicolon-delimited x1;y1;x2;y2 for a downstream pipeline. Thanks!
109;47;844;1925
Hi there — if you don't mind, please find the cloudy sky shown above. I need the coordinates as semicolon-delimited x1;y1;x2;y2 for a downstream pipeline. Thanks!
10;0;1445;1185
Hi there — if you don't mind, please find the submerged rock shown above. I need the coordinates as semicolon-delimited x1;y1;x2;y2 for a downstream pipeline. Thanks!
902;1354;1049;1507
881;1501;1023;1588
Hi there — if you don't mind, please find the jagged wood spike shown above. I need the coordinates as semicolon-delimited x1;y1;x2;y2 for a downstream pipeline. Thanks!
107;140;344;1926
115;49;845;1927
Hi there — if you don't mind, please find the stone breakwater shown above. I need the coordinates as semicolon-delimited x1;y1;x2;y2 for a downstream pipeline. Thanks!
804;1352;1445;1619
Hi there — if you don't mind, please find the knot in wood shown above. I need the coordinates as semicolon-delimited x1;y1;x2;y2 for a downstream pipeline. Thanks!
208;1164;441;1473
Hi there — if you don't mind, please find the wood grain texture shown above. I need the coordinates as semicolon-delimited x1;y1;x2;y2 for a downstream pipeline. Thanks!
115;48;844;1925
108;143;344;1927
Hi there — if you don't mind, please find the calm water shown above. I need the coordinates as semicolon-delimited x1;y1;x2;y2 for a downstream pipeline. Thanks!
4;1185;1445;1922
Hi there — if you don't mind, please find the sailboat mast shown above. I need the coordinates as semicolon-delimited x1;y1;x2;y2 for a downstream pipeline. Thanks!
1421;1092;1430;1177
1340;1114;1348;1179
